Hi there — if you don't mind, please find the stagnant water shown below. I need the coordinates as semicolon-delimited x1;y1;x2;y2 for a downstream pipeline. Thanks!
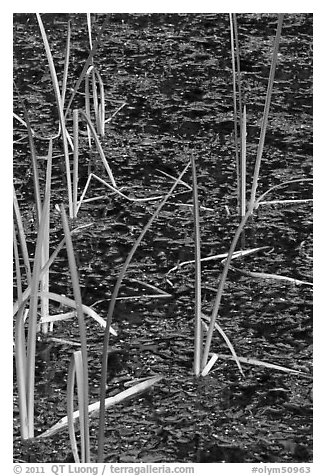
13;13;312;463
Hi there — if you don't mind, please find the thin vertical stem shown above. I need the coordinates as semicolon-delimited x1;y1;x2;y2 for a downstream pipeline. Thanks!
229;14;240;212
249;14;284;210
191;154;202;376
233;14;243;140
73;109;79;218
60;205;90;462
61;20;71;108
240;105;247;218
40;141;52;333
87;13;93;50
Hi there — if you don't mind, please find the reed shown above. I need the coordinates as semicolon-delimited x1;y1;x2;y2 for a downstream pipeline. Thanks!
60;203;90;461
61;20;71;108
73;109;79;218
201;14;285;373
40;141;53;334
229;14;240;213
240;105;247;218
14;142;53;438
190;154;202;376
229;13;245;216
249;14;285;210
67;351;88;462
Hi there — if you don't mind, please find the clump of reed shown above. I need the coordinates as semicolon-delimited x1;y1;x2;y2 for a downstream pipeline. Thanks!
13;13;190;462
13;13;312;463
191;13;312;377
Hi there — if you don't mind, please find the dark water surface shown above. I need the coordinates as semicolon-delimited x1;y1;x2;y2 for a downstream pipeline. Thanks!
13;13;312;463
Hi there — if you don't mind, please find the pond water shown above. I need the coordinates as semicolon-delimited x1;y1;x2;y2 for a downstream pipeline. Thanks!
13;13;312;463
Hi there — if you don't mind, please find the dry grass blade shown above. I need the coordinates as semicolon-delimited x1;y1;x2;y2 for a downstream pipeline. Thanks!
201;353;218;377
37;375;162;439
215;354;311;376
37;291;117;335
77;173;164;213
229;265;312;286
258;199;313;207
201;313;244;377
167;246;269;275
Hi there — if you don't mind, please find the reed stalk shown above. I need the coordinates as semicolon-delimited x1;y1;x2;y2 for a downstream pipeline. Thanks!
233;14;243;140
230;13;244;215
190;154;202;376
40;140;53;333
87;13;93;50
60;204;90;461
249;14;284;211
240;105;247;218
85;66;93;148
73;109;79;218
61;20;71;108
67;351;89;462
15;303;29;439
229;14;240;211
